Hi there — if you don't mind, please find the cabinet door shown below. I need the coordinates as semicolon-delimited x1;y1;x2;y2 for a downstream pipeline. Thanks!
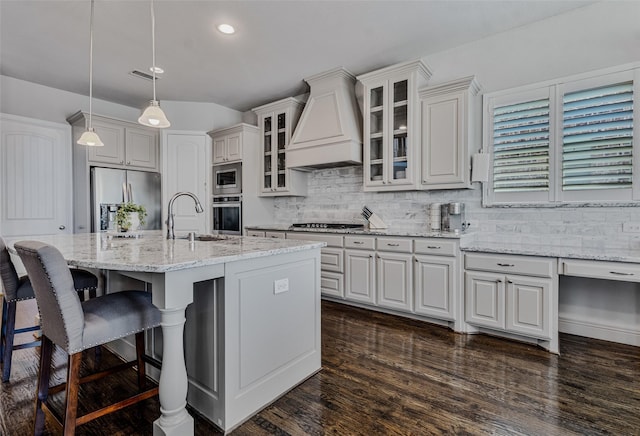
125;127;158;170
88;120;125;165
226;132;242;162
421;91;465;187
377;252;413;311
414;255;456;320
465;270;505;329
212;137;227;164
260;114;274;193
506;275;551;339
364;79;388;187
389;77;411;185
344;249;376;304
274;111;288;191
321;271;344;299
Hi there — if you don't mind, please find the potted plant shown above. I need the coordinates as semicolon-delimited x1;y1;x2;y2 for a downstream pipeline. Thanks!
116;202;147;232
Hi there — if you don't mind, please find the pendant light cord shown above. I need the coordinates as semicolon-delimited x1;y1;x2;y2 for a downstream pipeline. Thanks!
151;0;157;101
89;0;95;128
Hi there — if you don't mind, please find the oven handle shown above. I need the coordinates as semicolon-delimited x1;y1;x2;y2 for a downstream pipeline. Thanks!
212;203;242;208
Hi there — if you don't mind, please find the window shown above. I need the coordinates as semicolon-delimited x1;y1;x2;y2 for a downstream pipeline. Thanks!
483;65;639;206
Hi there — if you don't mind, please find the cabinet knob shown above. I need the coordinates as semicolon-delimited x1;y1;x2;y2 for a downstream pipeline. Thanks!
126;161;131;165
496;279;502;283
507;280;513;284
58;225;66;230
120;160;124;164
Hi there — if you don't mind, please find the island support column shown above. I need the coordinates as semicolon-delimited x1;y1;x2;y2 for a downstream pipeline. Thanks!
151;270;196;436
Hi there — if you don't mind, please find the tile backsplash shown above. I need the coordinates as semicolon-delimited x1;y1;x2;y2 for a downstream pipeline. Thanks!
273;166;640;249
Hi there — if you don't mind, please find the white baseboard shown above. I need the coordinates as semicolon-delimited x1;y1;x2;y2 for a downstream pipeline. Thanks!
558;316;640;347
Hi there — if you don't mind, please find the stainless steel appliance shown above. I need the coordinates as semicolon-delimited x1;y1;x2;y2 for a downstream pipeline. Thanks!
212;195;242;235
91;167;162;232
213;162;242;195
439;202;466;234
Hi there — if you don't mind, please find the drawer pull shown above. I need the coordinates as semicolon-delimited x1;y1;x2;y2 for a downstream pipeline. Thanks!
426;245;441;249
353;241;364;245
497;263;515;267
387;243;400;247
609;271;634;276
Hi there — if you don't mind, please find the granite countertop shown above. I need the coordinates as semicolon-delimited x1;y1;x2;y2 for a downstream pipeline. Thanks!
460;233;640;264
245;225;463;239
6;231;325;273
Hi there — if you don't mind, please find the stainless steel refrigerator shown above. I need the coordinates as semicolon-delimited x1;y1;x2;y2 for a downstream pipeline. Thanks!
90;167;162;232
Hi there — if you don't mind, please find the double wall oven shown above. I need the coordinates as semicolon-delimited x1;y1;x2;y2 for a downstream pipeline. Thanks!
212;162;242;234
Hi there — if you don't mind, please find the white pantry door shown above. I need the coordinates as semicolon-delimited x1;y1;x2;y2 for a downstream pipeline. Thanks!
0;114;72;237
163;132;208;234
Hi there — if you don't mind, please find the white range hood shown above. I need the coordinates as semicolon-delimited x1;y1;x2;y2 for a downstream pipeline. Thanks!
287;68;362;169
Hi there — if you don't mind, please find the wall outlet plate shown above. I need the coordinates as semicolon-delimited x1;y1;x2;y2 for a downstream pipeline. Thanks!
622;222;640;233
274;278;289;294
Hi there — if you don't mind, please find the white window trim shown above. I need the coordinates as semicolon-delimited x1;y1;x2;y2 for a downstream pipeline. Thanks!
482;62;640;207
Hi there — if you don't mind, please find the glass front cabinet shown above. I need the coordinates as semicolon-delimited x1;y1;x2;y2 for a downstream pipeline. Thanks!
357;60;431;191
252;97;307;196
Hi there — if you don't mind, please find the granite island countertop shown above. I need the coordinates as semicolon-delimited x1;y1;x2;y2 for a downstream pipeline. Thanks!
5;231;325;273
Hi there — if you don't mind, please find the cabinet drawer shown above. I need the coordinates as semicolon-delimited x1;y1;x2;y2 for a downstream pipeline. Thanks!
414;238;458;257
465;252;554;278
246;230;265;237
321;248;344;273
560;258;640;283
264;231;286;239
286;232;344;247
321;271;344;298
376;237;412;253
345;236;375;250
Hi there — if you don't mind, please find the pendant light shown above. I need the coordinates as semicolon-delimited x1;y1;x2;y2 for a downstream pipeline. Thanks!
77;0;104;147
138;0;170;128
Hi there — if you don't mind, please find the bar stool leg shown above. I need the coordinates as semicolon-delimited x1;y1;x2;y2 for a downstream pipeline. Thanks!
63;353;82;436
135;332;146;390
34;336;53;436
1;301;17;383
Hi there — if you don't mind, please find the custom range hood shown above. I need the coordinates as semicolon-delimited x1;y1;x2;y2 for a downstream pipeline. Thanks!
287;68;363;169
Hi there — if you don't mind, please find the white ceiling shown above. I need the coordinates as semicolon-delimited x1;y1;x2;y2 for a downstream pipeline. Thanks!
1;0;594;112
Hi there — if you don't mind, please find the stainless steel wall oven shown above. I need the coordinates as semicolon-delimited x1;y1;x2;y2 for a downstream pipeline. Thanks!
212;195;242;235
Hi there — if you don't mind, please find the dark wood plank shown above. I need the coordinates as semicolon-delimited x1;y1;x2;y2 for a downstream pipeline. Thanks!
0;300;638;435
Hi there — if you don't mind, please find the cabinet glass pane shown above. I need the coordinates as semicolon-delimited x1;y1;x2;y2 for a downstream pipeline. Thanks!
264;175;271;190
264;156;271;173
277;173;286;188
370;110;384;135
393;104;408;132
264;116;272;133
370;87;384;108
370;137;383;161
264;135;271;153
393;134;408;180
278;132;286;150
277;152;285;172
277;113;286;130
370;163;383;182
393;80;408;103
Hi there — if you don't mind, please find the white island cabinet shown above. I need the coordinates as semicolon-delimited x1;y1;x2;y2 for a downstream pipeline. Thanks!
6;232;323;434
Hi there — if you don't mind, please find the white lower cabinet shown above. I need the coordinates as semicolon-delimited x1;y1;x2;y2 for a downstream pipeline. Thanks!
377;252;413;311
414;255;456;320
464;253;555;340
345;249;376;304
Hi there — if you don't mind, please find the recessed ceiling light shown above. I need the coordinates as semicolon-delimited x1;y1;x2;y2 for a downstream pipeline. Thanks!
149;66;164;74
217;24;235;35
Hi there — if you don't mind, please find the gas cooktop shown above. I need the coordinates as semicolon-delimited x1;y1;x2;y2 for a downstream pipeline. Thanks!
290;223;365;230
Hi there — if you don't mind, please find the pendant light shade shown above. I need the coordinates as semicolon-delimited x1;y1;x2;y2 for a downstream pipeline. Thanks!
78;0;103;146
138;100;171;128
139;0;170;128
77;127;104;147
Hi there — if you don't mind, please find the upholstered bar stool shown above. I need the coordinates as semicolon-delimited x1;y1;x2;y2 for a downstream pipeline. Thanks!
15;240;161;436
0;237;99;383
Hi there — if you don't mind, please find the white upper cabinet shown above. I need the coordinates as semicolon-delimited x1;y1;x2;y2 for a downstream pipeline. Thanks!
357;60;432;191
419;76;481;190
252;98;307;197
209;125;244;164
67;111;159;172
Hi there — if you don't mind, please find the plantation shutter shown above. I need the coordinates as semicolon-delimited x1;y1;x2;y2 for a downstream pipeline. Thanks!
562;82;633;191
492;99;550;192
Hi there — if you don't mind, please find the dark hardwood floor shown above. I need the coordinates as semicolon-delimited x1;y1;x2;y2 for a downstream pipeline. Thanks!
2;299;639;435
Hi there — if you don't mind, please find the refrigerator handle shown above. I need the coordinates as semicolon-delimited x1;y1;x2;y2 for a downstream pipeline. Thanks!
128;183;133;204
122;182;129;203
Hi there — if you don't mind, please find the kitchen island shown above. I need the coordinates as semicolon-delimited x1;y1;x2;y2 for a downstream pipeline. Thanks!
5;231;324;435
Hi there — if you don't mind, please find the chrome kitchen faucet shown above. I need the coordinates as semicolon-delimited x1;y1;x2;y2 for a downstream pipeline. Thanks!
167;192;204;239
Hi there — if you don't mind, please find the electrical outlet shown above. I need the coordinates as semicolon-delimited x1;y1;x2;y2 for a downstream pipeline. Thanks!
274;278;289;294
622;222;640;233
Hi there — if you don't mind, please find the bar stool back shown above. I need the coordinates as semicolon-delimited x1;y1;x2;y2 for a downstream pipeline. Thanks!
0;237;98;382
15;240;161;436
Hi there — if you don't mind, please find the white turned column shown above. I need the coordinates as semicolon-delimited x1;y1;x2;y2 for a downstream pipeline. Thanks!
153;307;194;436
